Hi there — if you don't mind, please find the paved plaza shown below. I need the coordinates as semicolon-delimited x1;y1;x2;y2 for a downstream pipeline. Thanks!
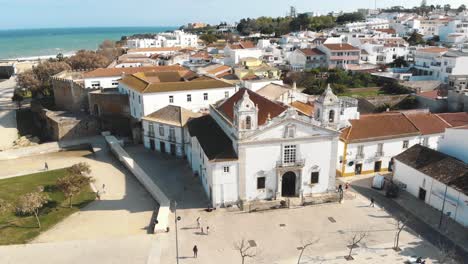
0;144;456;263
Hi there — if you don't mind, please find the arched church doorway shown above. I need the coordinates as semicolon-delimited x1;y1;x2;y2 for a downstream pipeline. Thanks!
281;171;296;197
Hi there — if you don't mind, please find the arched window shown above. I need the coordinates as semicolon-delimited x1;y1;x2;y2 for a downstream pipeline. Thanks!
246;116;252;129
329;110;335;123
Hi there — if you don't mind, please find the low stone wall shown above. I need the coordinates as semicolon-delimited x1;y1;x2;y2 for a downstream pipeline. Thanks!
0;140;92;161
104;135;171;233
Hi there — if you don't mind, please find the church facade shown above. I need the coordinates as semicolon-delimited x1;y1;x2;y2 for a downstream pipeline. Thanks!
186;87;348;207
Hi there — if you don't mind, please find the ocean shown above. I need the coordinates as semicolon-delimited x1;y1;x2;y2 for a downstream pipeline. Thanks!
0;27;177;60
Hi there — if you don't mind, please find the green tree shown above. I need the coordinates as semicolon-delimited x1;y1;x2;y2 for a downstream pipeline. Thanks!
458;4;466;13
444;4;451;15
199;33;218;44
406;31;425;46
336;12;365;24
16;191;49;228
17;60;70;97
67;50;111;70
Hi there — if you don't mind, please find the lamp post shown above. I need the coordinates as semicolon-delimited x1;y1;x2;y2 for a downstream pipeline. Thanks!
438;185;448;229
174;201;181;264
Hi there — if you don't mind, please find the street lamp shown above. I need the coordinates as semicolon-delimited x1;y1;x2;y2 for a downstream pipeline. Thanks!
174;201;181;264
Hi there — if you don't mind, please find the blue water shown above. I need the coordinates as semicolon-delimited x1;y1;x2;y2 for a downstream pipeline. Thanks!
0;27;177;59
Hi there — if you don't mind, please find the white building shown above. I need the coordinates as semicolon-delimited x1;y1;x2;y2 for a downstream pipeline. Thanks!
317;43;361;69
288;48;327;71
224;41;263;66
337;111;457;177
393;144;468;227
82;66;187;89
413;47;468;83
186;88;341;207
127;30;198;49
338;18;390;33
142;105;201;157
118;70;236;119
439;126;468;163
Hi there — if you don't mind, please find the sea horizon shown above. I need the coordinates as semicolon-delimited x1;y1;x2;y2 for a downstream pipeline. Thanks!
0;26;178;60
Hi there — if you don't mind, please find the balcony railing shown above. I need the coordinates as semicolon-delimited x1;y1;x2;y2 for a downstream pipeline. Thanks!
355;153;365;160
276;159;305;168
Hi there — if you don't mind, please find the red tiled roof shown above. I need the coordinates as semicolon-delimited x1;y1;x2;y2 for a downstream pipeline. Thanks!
340;113;420;142
323;43;359;51
291;101;314;117
229;41;256;49
217;88;287;126
417;47;449;54
300;48;325;56
436;113;468;128
83;66;187;78
403;113;450;135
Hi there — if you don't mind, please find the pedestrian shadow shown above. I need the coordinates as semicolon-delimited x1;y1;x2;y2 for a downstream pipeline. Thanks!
368;214;391;218
181;226;198;230
178;256;195;259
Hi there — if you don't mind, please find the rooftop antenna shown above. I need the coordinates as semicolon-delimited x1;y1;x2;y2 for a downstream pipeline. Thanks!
290;6;297;18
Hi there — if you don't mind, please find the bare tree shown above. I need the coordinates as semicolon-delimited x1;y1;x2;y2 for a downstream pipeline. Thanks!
345;231;368;261
394;216;410;251
57;163;94;208
16;191;49;228
297;238;320;264
234;239;257;264
67;162;91;176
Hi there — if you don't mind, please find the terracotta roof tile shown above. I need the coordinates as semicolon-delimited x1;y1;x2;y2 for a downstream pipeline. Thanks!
142;105;201;126
120;71;234;94
128;47;183;53
291;101;314;117
323;43;359;51
403;113;450;135
436;112;468;127
417;47;449;54
300;48;325;56
217;88;287;126
83;66;187;78
340;113;420;142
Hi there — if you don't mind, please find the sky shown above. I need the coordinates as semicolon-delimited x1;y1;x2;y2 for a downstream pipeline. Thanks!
0;0;466;30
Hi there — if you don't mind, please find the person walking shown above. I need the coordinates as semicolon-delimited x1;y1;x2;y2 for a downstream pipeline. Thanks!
200;226;204;234
345;182;350;190
193;245;198;258
206;226;209;235
370;197;375;207
44;162;48;171
96;190;101;200
102;184;106;194
196;217;201;228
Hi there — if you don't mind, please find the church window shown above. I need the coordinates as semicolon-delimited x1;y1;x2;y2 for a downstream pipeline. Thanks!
245;116;252;129
311;172;319;184
257;177;266;189
329;110;335;123
283;145;297;164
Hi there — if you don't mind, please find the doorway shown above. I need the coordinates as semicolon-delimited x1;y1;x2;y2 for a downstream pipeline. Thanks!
149;139;155;151
160;141;166;153
170;144;176;156
281;171;296;197
355;164;362;175
418;188;426;201
374;161;382;172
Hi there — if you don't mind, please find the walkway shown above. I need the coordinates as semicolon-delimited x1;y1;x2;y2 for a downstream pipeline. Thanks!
342;175;468;261
0;77;18;150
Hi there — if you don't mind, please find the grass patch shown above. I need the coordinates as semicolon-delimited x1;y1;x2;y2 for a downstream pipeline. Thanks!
0;169;95;245
340;88;384;97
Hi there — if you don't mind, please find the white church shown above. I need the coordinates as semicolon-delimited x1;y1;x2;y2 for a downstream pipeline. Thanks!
185;85;359;207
